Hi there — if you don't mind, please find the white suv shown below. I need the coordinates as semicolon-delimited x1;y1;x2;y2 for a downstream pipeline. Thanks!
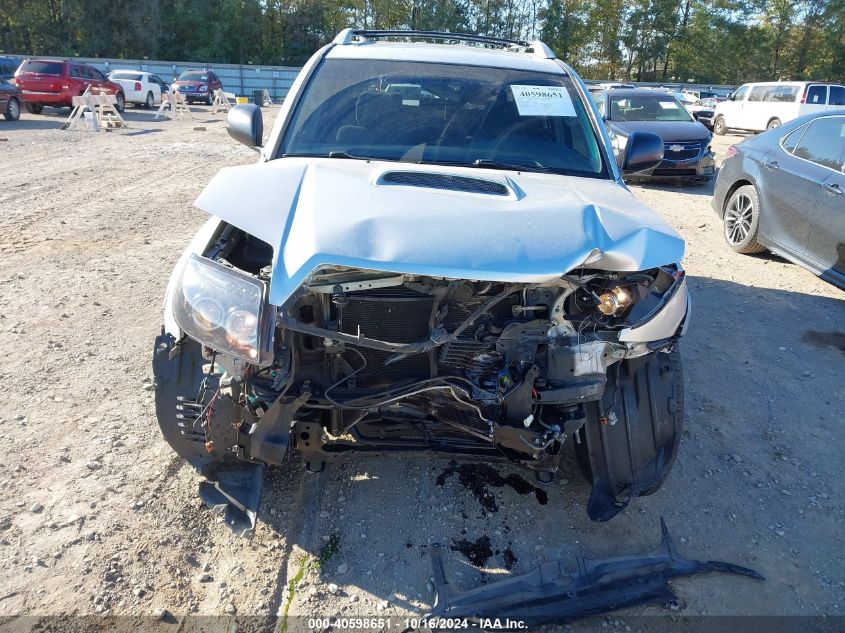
153;29;691;532
713;81;845;134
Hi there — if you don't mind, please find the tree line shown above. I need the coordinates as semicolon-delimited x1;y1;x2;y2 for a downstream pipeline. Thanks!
1;0;842;83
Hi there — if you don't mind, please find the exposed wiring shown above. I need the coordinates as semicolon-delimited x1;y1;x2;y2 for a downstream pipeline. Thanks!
322;349;499;415
444;386;496;425
322;348;370;409
561;274;602;305
195;351;217;405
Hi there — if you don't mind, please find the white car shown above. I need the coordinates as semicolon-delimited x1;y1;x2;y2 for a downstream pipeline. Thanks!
713;81;845;134
107;70;167;108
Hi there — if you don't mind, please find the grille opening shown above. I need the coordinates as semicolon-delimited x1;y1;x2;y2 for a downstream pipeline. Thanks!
380;171;510;196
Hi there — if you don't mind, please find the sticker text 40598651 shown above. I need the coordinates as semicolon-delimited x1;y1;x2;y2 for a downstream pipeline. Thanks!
510;85;576;117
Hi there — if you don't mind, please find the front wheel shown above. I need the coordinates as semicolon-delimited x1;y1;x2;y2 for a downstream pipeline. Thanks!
713;116;727;135
4;97;20;121
723;184;766;254
114;92;125;113
575;347;684;521
206;91;214;106
25;102;44;115
766;118;781;131
144;91;154;109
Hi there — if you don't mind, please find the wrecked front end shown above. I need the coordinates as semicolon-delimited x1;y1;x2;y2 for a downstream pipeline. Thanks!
153;213;690;526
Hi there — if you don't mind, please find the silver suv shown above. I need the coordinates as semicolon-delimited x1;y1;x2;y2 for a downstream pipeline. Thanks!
152;29;688;532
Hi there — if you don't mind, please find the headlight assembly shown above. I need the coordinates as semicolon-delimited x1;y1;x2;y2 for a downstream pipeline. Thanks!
566;266;684;328
173;254;274;364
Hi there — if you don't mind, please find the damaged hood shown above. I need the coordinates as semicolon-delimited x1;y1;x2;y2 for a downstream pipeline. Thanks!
194;158;685;306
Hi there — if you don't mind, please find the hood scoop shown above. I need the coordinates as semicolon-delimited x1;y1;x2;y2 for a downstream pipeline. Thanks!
378;170;512;197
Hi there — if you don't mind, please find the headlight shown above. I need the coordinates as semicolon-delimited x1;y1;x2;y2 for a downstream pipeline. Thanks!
199;84;208;92
567;266;684;327
173;254;274;363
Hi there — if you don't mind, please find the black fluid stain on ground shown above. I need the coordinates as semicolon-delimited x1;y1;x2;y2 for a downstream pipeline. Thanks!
802;330;845;357
436;461;549;513
502;546;518;570
451;535;493;567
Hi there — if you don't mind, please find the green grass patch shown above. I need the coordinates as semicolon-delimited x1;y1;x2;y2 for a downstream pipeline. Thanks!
276;533;340;633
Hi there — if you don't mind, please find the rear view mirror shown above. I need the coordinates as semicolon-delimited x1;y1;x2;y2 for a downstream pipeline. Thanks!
621;131;664;175
226;104;263;149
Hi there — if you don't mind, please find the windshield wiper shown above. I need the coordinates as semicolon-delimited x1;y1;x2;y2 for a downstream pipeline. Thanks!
471;158;550;173
281;151;373;161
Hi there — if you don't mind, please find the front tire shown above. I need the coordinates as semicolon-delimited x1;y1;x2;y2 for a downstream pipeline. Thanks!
206;91;214;106
713;116;727;135
723;184;766;254
4;97;20;121
144;91;154;109
25;102;44;115
114;92;125;113
575;347;684;521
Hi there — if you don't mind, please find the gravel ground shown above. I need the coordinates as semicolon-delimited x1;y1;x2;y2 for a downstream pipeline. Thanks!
0;106;843;631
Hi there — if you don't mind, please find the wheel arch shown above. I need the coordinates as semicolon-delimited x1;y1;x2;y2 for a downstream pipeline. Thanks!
575;347;685;522
723;178;756;215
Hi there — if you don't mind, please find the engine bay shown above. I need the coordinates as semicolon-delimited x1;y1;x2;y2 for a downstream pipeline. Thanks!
182;224;684;477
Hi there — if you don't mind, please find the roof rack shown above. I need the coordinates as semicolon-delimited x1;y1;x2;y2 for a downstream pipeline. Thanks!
332;28;555;59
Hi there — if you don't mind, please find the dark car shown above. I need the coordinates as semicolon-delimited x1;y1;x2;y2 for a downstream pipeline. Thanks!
594;89;715;183
14;59;125;113
0;78;22;120
0;56;21;81
172;69;222;105
693;98;722;129
713;111;845;289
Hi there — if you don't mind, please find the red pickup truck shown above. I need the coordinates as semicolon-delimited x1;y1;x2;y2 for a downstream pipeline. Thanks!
14;59;125;113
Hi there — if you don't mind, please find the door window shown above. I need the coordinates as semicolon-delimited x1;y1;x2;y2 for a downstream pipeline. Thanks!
749;86;769;101
781;124;807;152
828;86;845;106
88;67;107;81
805;85;827;104
764;85;799;102
70;65;85;79
791;117;845;171
732;85;749;101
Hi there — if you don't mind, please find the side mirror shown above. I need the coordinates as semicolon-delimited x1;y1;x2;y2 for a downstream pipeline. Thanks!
226;104;263;149
621;131;664;175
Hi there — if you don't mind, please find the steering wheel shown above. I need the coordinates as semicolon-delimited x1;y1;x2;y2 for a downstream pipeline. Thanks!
488;119;550;168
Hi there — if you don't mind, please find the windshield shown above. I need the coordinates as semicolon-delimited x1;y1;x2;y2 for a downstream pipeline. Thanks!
281;59;606;178
178;71;207;82
608;94;693;122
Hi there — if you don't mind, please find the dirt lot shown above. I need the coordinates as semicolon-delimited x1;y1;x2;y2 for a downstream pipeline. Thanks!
0;106;843;631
